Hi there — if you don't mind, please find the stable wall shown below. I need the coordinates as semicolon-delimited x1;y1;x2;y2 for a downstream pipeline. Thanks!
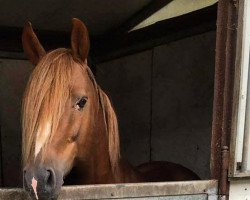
96;31;216;179
0;30;215;186
0;59;32;186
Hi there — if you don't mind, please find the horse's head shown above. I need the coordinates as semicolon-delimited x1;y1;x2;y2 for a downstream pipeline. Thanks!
21;19;120;199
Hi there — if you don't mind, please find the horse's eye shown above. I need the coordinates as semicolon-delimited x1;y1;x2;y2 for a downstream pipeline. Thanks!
72;132;79;141
67;133;79;143
75;97;87;111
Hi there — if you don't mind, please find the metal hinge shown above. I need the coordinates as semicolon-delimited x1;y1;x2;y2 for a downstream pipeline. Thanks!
219;195;227;200
220;146;229;197
232;0;238;8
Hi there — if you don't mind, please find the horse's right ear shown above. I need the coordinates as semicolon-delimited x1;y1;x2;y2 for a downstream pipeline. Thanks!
71;18;90;63
22;21;46;65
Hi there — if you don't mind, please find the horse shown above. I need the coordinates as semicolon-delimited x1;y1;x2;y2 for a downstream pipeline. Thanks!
22;18;199;200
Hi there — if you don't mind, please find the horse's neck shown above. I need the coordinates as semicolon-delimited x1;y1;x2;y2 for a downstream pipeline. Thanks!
70;117;113;184
114;159;143;183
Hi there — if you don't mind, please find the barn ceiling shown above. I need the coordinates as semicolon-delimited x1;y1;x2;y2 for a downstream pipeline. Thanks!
132;0;218;30
0;0;217;62
0;0;151;35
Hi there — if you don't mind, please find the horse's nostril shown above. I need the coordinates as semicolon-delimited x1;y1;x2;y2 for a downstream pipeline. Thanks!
23;170;28;189
45;169;55;188
23;169;27;177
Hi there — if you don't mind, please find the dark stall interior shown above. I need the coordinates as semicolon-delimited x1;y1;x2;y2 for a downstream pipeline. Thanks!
0;0;217;187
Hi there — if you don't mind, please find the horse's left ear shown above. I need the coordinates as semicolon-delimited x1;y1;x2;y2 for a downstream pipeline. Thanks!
22;21;46;65
71;18;90;63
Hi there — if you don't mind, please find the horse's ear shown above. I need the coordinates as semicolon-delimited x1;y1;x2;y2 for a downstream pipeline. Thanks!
71;18;90;63
22;21;46;65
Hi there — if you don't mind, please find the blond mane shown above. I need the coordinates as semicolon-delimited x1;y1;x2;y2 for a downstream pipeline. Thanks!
97;88;120;170
22;48;120;171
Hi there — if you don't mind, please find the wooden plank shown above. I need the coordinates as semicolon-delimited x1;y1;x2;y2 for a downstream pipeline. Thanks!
0;180;218;200
0;51;26;60
0;26;70;53
114;0;174;34
92;4;217;64
0;124;2;186
229;179;250;200
0;62;3;187
229;0;250;177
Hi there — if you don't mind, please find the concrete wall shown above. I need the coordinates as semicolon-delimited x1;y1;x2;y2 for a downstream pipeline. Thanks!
96;31;216;179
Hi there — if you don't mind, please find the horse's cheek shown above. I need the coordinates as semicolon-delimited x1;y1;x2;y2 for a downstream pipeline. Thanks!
61;143;78;173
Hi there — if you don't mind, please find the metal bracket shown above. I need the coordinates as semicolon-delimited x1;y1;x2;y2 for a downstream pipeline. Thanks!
231;0;238;8
220;146;229;197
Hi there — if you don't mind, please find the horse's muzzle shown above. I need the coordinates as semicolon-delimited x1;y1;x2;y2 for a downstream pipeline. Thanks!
23;165;63;200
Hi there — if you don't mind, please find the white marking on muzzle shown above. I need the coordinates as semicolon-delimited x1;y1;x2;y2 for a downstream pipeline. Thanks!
35;121;51;158
31;177;39;199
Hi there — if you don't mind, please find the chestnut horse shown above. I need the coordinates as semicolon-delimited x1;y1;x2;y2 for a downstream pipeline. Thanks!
22;18;199;200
